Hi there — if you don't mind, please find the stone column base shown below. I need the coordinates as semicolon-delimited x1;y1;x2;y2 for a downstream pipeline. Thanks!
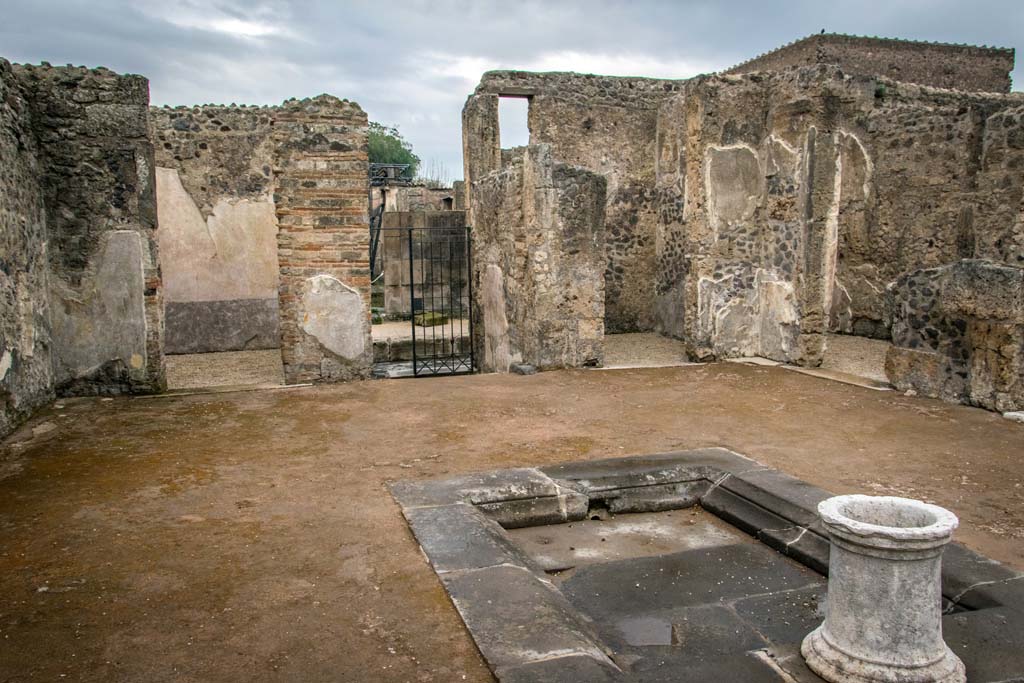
802;626;965;683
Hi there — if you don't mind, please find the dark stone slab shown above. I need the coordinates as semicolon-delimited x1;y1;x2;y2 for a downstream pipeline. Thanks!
403;503;542;573
756;525;803;555
165;298;280;354
497;654;623;682
732;584;827;646
700;485;792;538
956;575;1024;612
442;564;615;674
626;651;787;682
601;480;711;514
941;542;1024;606
943;606;1024;682
756;524;830;576
625;604;768;656
542;448;764;493
721;468;833;528
781;528;830;576
561;543;822;621
509;363;537;375
477;492;589;528
389;467;559;508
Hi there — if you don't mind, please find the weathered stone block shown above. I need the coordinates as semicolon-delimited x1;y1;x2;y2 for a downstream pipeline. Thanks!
884;345;959;400
471;144;606;371
943;260;1024;322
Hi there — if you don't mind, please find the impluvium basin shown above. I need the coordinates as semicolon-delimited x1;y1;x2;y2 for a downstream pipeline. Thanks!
802;495;965;683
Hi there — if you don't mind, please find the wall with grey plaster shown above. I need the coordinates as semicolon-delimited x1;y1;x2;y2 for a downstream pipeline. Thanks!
12;61;164;400
155;167;281;354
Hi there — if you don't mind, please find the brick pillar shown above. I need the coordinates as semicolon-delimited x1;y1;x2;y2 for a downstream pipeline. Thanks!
273;96;371;384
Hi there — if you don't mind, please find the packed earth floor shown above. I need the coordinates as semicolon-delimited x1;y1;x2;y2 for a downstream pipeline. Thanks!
1;364;1022;682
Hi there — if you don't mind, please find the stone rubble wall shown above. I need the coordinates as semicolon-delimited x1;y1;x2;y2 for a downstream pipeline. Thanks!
654;66;1024;378
464;71;683;334
0;60;53;436
151;98;372;382
150;105;280;354
886;259;1022;411
11;61;164;399
727;33;1014;94
0;56;372;436
470;145;606;371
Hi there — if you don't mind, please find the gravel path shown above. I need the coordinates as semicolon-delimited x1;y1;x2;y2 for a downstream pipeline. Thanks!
165;350;285;389
820;334;892;383
603;332;690;368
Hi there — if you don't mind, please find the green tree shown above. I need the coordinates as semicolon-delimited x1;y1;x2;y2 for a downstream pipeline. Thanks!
368;122;420;177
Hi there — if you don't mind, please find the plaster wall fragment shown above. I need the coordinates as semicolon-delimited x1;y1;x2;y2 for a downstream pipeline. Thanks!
300;275;367;361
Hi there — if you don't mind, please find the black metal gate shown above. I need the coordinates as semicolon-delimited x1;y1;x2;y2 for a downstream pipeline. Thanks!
376;225;474;377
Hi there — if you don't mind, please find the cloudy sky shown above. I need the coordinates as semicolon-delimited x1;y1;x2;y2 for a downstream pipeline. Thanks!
2;0;1021;181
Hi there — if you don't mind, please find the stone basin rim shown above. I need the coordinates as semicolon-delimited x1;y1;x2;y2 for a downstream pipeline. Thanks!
818;494;959;542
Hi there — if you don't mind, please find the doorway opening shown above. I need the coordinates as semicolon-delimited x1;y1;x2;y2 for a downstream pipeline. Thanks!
498;96;530;149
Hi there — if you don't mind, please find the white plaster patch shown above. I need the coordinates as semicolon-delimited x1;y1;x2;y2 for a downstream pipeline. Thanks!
300;275;366;360
156;167;279;303
699;268;801;363
705;144;762;243
757;274;799;361
822;134;844;316
837;130;874;200
50;230;148;385
481;264;512;372
0;349;11;381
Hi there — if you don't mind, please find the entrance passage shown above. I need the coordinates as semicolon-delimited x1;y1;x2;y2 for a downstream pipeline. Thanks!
372;224;474;378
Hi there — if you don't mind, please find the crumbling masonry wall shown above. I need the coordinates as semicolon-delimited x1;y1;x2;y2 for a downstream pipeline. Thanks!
151;97;372;383
471;145;606;371
464;72;682;334
652;66;1024;405
372;185;456;213
11;62;163;398
463;55;1023;409
727;33;1014;94
887;260;1022;412
0;61;53;436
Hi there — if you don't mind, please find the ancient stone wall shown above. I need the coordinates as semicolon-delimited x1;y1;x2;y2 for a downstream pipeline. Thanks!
653;67;1024;372
471;145;606;371
273;96;371;384
656;71;812;361
887;260;1022;411
727;33;1014;94
12;62;163;396
464;72;683;333
0;60;53;436
150;106;280;354
151;98;371;382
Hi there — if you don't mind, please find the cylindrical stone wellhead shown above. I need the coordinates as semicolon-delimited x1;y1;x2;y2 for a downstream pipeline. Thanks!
801;495;965;683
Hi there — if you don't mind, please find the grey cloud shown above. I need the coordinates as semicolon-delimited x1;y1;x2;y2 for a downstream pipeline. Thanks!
2;0;1021;179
